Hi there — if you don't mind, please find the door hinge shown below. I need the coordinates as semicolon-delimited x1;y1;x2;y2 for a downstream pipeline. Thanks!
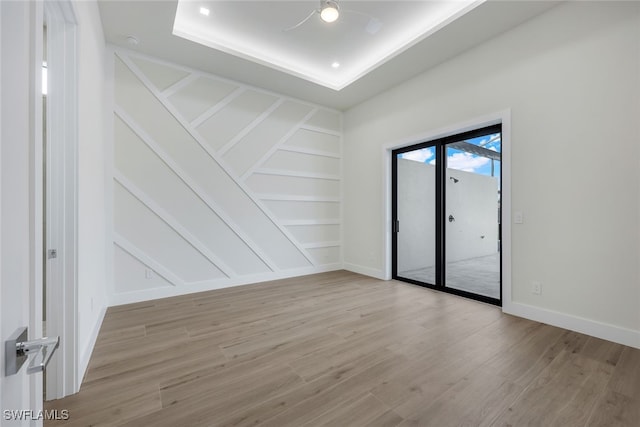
393;220;400;233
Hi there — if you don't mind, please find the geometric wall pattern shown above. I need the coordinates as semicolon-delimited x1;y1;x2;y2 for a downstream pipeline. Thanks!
112;50;342;304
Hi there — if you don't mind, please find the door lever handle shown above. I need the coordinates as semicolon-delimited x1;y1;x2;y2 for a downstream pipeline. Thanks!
5;327;59;376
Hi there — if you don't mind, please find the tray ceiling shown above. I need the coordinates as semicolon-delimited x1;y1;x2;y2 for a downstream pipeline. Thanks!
98;1;560;109
173;1;484;90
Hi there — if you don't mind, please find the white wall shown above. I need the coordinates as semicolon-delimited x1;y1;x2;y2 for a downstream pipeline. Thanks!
344;2;640;347
110;50;343;305
74;0;109;379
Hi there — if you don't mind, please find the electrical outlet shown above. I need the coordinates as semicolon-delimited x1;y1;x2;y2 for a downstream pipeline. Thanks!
532;281;542;295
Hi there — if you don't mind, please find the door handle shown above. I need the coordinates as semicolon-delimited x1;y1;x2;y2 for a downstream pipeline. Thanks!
5;327;59;376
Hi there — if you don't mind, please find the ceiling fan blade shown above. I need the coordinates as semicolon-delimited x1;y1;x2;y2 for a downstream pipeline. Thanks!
283;9;319;32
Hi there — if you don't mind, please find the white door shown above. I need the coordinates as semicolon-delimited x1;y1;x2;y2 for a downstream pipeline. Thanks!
1;1;46;425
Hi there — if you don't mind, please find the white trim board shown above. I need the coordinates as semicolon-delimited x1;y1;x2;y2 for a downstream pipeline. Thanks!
114;233;184;287
109;263;344;306
190;87;245;128
343;263;386;281
504;302;640;350
78;306;107;388
279;145;341;159
217;98;284;157
113;46;343;116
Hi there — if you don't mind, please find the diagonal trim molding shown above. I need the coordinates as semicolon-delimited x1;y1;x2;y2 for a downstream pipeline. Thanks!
252;169;341;181
117;51;319;267
161;73;199;98
114;105;279;272
114;233;183;287
190;87;246;128
216;98;285;157
240;108;318;181
111;49;345;305
114;171;237;278
278;145;341;159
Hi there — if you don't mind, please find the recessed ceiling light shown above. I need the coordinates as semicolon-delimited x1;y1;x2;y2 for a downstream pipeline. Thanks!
331;62;340;69
320;1;339;23
199;7;210;17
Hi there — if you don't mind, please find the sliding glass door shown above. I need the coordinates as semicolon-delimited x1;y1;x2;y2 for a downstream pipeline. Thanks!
392;125;502;305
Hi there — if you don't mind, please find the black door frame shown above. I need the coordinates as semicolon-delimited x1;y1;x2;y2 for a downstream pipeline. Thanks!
392;124;502;306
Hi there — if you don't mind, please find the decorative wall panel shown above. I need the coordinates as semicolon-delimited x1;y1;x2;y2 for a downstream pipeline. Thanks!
112;51;342;304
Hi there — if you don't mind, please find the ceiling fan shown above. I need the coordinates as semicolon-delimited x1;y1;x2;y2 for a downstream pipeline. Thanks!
284;0;382;34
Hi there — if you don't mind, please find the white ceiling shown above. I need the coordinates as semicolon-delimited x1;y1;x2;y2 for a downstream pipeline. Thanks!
98;0;560;110
173;1;485;90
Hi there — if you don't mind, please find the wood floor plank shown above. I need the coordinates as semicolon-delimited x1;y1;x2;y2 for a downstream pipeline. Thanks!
84;330;229;384
482;322;569;386
549;360;614;427
490;350;609;426
607;346;640;399
585;389;640;427
215;350;400;427
45;382;161;427
259;354;409;427
123;365;304;427
93;324;146;348
290;321;424;382
44;271;640;427
397;368;522;427
372;313;533;416
580;336;625;367
306;392;400;427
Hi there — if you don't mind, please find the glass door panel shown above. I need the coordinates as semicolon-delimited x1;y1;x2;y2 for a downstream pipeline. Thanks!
444;133;501;299
395;146;437;284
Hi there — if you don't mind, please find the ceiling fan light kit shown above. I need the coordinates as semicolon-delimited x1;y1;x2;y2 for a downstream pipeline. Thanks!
320;0;340;23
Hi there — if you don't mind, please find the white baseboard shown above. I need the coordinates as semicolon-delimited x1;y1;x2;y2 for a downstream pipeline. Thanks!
503;301;640;350
109;264;344;306
343;262;386;280
77;306;107;389
342;262;640;350
107;262;640;355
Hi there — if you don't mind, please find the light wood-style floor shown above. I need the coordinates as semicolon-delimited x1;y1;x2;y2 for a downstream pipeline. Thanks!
45;270;640;426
